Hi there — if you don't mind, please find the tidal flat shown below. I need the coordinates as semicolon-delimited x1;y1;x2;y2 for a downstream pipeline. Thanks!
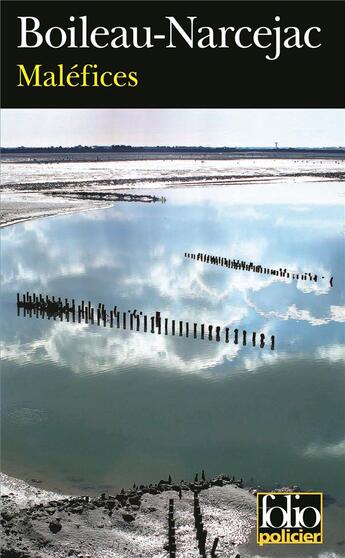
1;154;344;227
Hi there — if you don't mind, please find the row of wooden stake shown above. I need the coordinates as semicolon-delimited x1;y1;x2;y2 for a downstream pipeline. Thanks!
16;293;275;349
185;252;319;282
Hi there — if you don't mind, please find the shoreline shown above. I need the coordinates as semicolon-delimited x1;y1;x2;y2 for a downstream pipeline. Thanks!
0;190;165;229
0;201;113;229
0;191;111;230
1;471;257;558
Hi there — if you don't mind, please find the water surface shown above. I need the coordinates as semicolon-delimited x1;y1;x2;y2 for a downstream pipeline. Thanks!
1;181;344;504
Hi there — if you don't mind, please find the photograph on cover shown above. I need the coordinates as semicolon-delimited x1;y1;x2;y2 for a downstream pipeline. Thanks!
1;109;344;557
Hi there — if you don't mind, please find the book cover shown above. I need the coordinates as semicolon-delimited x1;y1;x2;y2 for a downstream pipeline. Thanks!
1;1;344;557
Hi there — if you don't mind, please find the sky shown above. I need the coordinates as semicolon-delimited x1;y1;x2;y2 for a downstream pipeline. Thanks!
1;109;344;148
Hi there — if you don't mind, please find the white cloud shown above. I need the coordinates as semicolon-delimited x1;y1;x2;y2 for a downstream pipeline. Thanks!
304;439;345;458
0;321;244;377
317;344;345;362
330;305;345;322
246;300;345;327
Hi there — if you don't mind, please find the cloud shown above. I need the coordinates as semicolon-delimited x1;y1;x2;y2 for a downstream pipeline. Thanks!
317;344;345;362
304;439;345;458
150;244;165;258
1;321;245;377
246;300;345;327
226;237;268;263
330;305;345;322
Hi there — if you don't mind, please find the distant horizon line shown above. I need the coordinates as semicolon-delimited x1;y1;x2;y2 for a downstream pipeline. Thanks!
2;145;345;151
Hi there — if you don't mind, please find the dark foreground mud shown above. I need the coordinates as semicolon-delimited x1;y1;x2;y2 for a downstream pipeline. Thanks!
1;472;257;558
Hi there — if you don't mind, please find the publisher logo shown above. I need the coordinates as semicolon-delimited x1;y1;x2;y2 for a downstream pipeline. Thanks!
257;492;323;546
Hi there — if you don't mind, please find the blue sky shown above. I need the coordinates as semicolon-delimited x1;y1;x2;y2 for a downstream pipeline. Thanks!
1;109;344;148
